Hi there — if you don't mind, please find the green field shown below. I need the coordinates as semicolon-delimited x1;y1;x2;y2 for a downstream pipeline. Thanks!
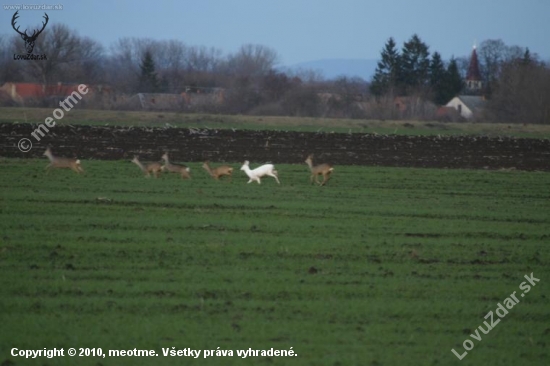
1;158;549;365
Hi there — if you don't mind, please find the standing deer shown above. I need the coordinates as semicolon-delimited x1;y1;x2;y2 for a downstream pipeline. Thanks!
11;11;49;54
202;161;233;181
240;160;280;184
43;148;84;174
161;152;191;179
305;154;333;186
131;156;162;178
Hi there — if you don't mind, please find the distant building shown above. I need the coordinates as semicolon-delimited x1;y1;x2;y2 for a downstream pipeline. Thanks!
1;82;80;104
465;45;483;94
445;95;486;120
441;45;486;120
181;87;225;108
0;82;111;107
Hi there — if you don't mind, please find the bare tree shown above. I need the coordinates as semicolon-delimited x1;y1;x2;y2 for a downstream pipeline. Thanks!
154;40;187;92
287;68;324;84
488;58;550;124
185;45;222;72
218;44;279;113
322;76;368;118
24;24;80;84
183;45;224;88
106;38;226;93
225;44;279;78
478;39;526;95
454;56;469;79
64;36;105;84
0;35;24;83
106;38;146;93
281;83;321;117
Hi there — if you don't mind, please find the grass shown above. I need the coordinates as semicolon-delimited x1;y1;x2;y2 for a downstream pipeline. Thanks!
0;157;549;365
2;106;550;138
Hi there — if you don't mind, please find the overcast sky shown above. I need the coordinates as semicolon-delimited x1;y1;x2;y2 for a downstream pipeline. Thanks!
1;0;549;65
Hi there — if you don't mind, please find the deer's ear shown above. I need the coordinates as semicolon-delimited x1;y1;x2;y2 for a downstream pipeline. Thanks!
20;34;26;40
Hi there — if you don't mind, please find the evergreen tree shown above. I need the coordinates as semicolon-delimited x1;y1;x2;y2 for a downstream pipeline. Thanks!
439;58;463;103
400;34;430;91
429;52;447;104
370;37;401;96
139;50;159;93
521;48;532;66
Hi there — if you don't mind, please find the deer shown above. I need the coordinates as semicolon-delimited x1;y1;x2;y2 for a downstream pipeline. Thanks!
202;161;233;181
131;155;162;178
161;152;191;179
43;147;84;174
305;154;333;186
11;11;49;54
240;160;280;185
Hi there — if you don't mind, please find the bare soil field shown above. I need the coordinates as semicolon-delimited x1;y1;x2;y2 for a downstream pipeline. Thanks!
2;123;550;170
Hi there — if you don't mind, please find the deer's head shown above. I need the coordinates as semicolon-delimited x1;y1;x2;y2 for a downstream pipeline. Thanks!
11;11;49;54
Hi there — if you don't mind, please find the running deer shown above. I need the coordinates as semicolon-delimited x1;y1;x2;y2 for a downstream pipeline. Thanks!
131;155;162;178
202;161;233;181
43;147;84;174
305;154;333;186
161;152;191;179
240;160;280;184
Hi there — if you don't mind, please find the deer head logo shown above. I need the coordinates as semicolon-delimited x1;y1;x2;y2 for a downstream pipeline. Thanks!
11;11;49;54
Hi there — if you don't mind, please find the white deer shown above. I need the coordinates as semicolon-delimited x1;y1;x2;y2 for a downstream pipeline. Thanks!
240;160;280;184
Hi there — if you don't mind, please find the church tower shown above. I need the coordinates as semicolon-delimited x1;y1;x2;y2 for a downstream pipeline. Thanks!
465;45;483;94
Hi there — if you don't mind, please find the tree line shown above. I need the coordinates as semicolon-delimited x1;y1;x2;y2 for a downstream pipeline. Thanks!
370;35;463;105
0;24;548;123
370;35;550;123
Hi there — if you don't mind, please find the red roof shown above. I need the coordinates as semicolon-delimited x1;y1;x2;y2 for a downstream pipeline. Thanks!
466;48;482;81
4;83;80;98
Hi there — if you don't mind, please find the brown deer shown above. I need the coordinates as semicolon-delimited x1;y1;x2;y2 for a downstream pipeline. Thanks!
202;161;233;181
131;156;162;178
43;148;84;174
305;154;333;186
12;11;49;54
161;152;191;179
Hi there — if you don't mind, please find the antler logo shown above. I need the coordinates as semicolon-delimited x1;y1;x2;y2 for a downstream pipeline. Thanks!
11;10;49;54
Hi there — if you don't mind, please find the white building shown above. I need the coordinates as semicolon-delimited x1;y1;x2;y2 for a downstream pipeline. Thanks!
445;95;486;120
